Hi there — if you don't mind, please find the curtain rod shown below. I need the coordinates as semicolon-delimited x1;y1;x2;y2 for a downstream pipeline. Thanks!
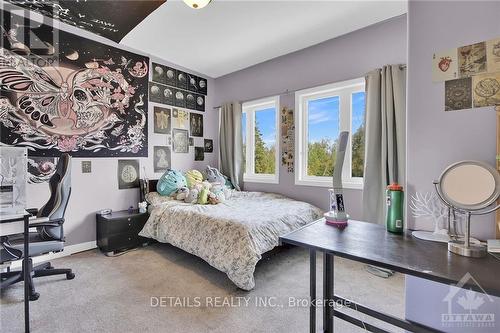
213;64;407;109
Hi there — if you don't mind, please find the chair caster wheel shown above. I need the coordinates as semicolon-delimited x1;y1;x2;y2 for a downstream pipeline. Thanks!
29;292;40;301
66;272;75;280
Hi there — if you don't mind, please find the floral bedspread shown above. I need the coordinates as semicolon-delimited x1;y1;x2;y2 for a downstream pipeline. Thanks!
139;191;323;290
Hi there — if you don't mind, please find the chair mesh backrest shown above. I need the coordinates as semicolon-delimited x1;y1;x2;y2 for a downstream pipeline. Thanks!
37;154;71;240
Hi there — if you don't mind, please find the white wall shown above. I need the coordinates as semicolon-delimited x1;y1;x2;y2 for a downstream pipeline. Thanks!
11;8;218;246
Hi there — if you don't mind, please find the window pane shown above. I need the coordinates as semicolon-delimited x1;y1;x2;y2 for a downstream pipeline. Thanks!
351;91;365;177
254;107;276;174
242;112;246;173
307;96;339;177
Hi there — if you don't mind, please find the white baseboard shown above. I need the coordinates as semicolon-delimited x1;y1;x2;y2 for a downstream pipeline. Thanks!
5;241;97;270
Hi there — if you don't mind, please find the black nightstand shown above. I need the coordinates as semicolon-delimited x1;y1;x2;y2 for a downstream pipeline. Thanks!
96;210;150;255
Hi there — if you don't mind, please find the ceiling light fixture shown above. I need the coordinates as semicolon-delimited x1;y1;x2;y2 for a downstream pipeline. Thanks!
183;0;212;10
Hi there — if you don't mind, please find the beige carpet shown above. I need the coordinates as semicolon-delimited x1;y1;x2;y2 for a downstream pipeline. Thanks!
1;244;404;332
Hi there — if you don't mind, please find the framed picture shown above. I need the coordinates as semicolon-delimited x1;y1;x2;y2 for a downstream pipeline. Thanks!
196;94;205;111
162;86;174;105
198;77;207;95
186;92;196;110
195;147;204;161
153;146;171;173
445;77;472;111
174;89;186;108
187;73;198;92
117;160;140;189
473;72;500;108
432;48;458;82
204;139;213;153
176;71;188;90
165;67;177;86
153;107;171;134
172;128;189;153
458;42;487;77
189;137;194;146
190;113;204;137
152;63;167;84
173;109;189;128
149;82;163;103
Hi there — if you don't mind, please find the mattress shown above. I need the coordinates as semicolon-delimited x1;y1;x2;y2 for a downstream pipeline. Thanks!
139;191;323;290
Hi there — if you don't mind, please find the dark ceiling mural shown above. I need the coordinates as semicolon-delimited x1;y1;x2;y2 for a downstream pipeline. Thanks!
5;0;166;42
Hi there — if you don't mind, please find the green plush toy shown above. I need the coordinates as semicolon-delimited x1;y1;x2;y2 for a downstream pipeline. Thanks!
198;187;209;204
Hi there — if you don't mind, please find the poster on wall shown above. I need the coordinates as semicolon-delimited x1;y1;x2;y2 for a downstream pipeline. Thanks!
1;10;149;157
432;48;458;82
190;113;204;137
5;0;165;42
473;72;500;108
153;107;171;134
486;38;500;73
445;78;472;111
195;147;204;161
204;139;213;153
27;157;57;184
458;42;487;77
173;109;189;129
172;129;189;153
117;160;140;189
280;107;295;172
153;146;171;172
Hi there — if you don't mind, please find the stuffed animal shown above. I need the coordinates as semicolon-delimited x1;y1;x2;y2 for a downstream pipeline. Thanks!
207;192;220;205
206;165;226;186
157;169;187;196
184;188;199;204
185;169;203;188
174;187;189;201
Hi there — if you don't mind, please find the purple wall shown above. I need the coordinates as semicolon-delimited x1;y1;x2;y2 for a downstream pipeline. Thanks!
406;1;500;330
214;15;407;216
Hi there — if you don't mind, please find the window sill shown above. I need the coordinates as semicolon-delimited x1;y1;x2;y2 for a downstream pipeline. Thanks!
295;178;363;190
244;175;279;184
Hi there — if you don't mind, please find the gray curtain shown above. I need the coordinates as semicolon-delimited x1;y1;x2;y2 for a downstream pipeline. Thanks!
219;102;244;191
362;65;406;224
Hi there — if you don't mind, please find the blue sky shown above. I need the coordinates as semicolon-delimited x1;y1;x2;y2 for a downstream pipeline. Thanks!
242;92;365;148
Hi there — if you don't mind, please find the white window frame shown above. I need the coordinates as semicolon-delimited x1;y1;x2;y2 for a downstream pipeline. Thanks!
294;77;365;189
242;96;280;184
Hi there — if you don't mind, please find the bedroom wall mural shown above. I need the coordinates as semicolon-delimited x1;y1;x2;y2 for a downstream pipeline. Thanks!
0;10;149;157
5;0;165;42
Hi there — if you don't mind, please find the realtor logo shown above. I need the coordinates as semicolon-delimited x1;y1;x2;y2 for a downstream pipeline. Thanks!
442;273;495;329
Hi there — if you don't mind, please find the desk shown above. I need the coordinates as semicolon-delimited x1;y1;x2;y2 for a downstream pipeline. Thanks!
1;212;31;333
279;219;500;333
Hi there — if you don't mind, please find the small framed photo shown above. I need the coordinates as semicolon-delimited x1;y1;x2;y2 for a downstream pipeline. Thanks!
204;139;213;153
153;146;171;173
153;107;171;134
196;94;205;111
117;160;140;189
198;77;207;95
149;82;163;103
187;73;198;92
165;67;177;86
190;113;203;137
152;63;167;84
186;92;196;110
176;71;188;90
174;89;186;108
189;137;194;146
172;128;189;153
195;147;204;161
162;86;174;105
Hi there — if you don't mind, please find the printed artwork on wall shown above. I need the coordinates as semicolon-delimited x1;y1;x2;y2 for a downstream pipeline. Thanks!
152;62;207;96
27;157;57;184
173;109;189;128
172;129;189;153
153;146;171;173
190;113;203;137
432;48;458;82
195;147;204;161
204;139;213;153
1;10;149;157
458;42;487;77
117;160;140;189
280;107;295;172
473;72;500;108
189;137;194;146
149;81;205;112
445;78;472;111
167;135;172;146
153;107;171;134
434;36;500;111
5;0;165;42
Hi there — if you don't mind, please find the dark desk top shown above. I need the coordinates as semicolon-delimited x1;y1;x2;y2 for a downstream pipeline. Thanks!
280;219;500;297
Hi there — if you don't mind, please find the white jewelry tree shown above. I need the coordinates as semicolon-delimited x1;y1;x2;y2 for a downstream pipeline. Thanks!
410;192;450;242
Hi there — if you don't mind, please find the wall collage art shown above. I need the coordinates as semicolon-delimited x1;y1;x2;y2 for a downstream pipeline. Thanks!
280;107;295;173
149;63;212;171
432;37;500;111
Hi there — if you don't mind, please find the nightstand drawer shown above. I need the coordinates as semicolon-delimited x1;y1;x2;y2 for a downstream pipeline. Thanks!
105;215;147;235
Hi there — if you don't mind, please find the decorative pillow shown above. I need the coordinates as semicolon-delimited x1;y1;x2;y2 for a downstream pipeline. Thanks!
185;169;203;188
157;169;187;196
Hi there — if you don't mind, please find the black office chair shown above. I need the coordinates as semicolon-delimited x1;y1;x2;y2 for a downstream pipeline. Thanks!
0;153;74;301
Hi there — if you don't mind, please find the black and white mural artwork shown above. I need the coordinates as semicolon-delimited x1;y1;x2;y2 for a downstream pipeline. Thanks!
1;10;149;157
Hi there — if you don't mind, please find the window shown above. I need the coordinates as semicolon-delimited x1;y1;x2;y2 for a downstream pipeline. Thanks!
295;78;365;189
242;96;279;184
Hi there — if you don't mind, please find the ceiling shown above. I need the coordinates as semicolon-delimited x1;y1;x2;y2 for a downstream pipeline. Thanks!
122;0;407;78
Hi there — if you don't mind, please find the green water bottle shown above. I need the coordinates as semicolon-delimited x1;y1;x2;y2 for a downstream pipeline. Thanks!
386;183;404;234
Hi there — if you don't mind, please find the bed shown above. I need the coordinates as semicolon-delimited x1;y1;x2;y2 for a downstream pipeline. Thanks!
139;180;323;290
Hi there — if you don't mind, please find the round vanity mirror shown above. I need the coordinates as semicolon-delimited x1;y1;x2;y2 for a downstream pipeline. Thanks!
439;161;500;211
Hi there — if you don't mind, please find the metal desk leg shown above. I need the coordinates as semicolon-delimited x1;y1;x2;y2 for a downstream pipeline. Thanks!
310;249;316;333
323;253;334;333
23;214;30;333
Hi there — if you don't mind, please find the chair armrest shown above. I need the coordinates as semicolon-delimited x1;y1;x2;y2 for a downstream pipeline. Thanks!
29;217;64;228
26;208;39;216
